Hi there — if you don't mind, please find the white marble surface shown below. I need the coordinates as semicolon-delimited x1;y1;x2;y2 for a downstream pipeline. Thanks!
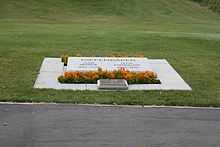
34;58;192;91
67;57;151;72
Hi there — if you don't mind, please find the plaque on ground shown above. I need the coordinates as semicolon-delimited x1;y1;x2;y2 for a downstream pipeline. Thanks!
67;57;152;72
97;79;128;90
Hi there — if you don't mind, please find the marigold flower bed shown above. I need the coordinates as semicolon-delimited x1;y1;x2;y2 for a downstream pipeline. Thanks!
58;68;161;84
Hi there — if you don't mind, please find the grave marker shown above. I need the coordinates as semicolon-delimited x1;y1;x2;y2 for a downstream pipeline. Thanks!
67;57;152;72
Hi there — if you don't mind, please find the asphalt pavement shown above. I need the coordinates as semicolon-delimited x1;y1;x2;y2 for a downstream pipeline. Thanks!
0;104;220;147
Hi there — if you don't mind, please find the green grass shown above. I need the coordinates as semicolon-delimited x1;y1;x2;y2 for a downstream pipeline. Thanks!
0;0;220;106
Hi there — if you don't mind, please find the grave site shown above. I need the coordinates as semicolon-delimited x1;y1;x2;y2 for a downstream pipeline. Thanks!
1;1;220;146
34;57;191;90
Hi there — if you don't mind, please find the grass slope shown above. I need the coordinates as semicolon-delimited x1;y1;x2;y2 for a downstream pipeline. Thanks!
0;0;220;106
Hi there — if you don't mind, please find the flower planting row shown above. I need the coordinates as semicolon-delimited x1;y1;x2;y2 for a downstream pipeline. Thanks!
58;68;161;84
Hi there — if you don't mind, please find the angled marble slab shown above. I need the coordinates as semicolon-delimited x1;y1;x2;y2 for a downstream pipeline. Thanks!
148;59;191;91
39;58;64;72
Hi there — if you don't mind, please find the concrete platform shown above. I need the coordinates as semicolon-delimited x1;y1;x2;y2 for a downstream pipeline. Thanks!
34;58;192;91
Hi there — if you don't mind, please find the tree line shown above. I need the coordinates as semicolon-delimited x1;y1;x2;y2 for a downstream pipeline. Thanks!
192;0;220;13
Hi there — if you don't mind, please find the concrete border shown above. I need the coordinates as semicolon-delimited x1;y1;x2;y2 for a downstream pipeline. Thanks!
0;102;219;110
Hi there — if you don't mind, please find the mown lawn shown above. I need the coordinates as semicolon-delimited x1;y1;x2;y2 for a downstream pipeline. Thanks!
0;0;220;106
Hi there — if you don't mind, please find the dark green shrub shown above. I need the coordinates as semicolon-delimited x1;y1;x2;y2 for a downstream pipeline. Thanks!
191;0;220;13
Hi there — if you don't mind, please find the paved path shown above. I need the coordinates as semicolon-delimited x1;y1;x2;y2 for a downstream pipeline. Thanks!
140;31;220;40
0;104;220;147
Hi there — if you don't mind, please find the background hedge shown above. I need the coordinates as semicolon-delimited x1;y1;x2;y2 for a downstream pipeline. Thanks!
191;0;220;13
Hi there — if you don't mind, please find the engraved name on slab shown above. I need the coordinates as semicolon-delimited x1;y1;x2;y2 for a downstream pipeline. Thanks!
67;57;152;72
